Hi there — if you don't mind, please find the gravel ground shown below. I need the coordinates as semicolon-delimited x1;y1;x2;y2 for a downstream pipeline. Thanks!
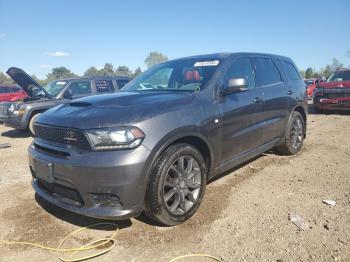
0;109;349;262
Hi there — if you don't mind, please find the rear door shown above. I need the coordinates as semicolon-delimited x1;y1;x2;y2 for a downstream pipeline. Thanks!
218;57;264;163
252;57;289;144
65;80;93;99
94;79;115;94
0;86;12;101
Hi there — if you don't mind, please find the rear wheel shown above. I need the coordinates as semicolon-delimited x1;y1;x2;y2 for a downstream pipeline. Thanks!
144;143;207;226
28;113;41;136
275;111;305;155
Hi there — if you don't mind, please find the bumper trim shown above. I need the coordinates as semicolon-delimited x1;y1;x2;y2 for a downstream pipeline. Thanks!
32;179;140;220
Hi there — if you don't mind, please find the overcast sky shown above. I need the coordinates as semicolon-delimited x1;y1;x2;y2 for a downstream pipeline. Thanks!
0;0;349;78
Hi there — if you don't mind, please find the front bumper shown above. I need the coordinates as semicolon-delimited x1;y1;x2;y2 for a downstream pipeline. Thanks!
28;139;151;220
0;102;27;129
314;97;350;110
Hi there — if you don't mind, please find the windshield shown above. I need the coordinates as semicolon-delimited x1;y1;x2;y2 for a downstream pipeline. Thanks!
44;80;68;97
327;71;350;82
122;58;222;92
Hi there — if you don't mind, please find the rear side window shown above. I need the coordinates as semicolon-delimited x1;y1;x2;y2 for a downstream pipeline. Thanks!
117;79;129;89
95;80;114;93
253;58;282;87
0;86;11;93
69;81;92;96
279;60;301;81
11;86;21;92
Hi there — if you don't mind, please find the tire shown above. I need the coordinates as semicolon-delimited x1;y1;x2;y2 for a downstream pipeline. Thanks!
275;111;305;155
144;143;207;226
28;113;41;136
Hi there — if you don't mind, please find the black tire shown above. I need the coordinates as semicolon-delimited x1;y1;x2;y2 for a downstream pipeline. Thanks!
275;111;305;155
144;143;207;226
29;113;41;136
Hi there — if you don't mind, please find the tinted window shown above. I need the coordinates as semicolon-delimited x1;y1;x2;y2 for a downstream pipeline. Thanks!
253;58;281;87
117;79;129;88
280;60;300;81
0;86;11;93
69;81;92;96
11;86;21;92
328;71;350;82
224;58;255;89
95;80;114;93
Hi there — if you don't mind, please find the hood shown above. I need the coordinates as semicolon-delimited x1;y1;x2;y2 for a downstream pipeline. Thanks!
317;80;350;89
37;91;194;129
6;67;51;98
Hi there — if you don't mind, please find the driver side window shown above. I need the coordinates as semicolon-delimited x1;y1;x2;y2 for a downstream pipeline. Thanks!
225;58;255;89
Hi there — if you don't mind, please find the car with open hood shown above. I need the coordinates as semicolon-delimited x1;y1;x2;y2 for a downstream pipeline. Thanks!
0;84;28;102
29;52;307;226
0;67;130;134
313;68;350;112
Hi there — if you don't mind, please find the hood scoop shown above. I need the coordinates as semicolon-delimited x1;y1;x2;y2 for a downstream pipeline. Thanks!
68;101;92;107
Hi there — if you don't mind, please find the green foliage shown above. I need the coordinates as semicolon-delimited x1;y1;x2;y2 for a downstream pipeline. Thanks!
299;70;305;78
331;58;343;71
133;67;142;78
46;67;78;82
84;66;101;77
115;66;131;76
145;52;168;68
305;67;314;79
0;71;14;84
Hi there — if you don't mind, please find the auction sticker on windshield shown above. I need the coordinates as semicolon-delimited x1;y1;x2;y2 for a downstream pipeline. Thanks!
194;60;220;67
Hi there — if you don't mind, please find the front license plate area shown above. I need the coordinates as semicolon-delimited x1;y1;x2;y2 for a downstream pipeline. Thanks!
34;159;55;183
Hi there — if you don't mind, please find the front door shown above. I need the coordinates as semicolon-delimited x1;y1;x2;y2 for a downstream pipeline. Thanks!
218;57;264;164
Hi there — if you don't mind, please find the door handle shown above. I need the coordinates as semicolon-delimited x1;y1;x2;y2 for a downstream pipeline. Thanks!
253;97;263;103
288;90;293;95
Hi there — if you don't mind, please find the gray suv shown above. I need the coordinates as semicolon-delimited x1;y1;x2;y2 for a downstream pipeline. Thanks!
0;67;129;135
29;53;307;226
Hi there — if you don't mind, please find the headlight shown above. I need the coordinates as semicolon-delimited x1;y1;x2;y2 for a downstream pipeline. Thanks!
8;104;15;113
85;126;145;151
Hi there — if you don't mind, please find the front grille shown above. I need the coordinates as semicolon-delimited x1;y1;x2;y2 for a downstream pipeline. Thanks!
34;124;91;150
38;179;84;206
325;93;350;99
0;102;12;118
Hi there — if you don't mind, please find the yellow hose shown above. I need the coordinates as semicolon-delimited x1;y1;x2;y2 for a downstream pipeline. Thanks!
0;222;222;262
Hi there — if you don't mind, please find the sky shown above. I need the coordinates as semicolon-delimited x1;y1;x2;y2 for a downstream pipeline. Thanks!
0;0;349;78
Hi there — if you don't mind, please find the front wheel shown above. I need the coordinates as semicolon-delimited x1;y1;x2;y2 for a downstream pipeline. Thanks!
144;143;207;226
28;113;41;136
275;111;305;155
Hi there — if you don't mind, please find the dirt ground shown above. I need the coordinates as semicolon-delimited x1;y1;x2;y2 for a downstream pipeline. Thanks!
0;108;349;262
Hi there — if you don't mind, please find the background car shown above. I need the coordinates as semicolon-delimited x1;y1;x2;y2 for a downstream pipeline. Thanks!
313;68;350;112
0;67;130;135
0;84;28;102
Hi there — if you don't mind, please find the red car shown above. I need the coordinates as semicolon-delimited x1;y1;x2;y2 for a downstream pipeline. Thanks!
0;84;28;102
305;79;316;98
313;68;350;112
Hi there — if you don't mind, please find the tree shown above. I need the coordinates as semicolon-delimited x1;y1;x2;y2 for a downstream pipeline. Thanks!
84;66;101;77
103;63;115;76
299;70;305;78
115;66;131;76
323;65;333;79
133;67;142;78
305;67;314;79
331;58;343;71
0;71;13;84
145;52;168;68
46;67;78;81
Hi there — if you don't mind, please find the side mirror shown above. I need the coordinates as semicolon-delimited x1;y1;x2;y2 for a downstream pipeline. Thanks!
63;89;73;99
221;78;248;95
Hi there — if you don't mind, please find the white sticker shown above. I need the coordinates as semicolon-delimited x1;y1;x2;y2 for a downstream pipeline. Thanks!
194;60;220;67
56;81;67;85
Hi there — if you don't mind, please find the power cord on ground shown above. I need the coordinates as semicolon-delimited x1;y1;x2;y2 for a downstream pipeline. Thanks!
0;222;222;262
